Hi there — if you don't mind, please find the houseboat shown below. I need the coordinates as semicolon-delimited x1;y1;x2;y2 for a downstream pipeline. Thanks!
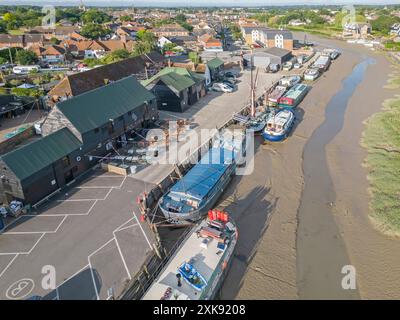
304;68;320;81
279;75;302;88
278;83;309;109
142;213;238;300
312;55;331;71
159;137;243;223
268;85;287;107
262;109;296;142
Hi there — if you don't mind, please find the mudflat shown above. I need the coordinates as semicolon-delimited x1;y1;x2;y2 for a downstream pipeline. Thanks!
221;34;400;299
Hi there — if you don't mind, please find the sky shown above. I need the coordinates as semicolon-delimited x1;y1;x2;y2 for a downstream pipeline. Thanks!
0;0;397;6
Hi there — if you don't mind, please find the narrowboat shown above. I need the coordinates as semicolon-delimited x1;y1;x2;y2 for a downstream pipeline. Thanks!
142;213;238;300
262;109;296;142
278;83;309;109
312;55;331;71
267;85;287;107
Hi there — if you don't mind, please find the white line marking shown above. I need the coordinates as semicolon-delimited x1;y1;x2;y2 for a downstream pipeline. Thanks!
88;238;115;258
113;217;135;233
114;223;138;233
57;264;90;289
27;233;45;254
57;199;96;202
3;215;67;235
54;215;68;232
84;200;98;215
132;210;152;249
88;259;100;300
0;254;18;278
113;231;132;280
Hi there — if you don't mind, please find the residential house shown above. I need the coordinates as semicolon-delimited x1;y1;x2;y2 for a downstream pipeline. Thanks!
47;51;164;104
152;24;190;37
169;36;198;50
203;38;224;52
343;22;372;39
63;39;135;59
241;27;294;51
157;36;172;48
0;76;157;205
142;67;206;112
390;23;400;36
30;44;67;64
0;34;45;49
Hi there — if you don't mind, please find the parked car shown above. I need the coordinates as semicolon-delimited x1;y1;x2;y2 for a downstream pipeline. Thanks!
212;83;234;93
222;80;236;90
268;64;280;73
294;63;302;69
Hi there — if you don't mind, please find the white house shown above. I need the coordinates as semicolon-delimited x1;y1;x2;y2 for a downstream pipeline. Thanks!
158;36;172;48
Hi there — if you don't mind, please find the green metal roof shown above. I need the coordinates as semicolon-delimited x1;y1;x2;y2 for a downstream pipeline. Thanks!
207;57;224;70
142;67;204;92
1;128;82;181
57;76;155;134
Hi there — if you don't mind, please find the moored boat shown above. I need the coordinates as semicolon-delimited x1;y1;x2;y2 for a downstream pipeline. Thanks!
159;136;243;224
262;109;296;142
278;83;309;109
142;213;238;300
178;262;208;292
246;110;272;133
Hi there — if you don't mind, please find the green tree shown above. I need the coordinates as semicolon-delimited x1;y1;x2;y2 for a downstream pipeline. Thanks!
120;15;132;22
15;50;38;65
80;23;111;40
371;15;400;34
50;37;61;45
0;21;7;33
101;49;130;64
0;57;7;65
81;9;111;24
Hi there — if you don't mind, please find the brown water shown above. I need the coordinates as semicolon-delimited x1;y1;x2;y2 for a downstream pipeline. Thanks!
296;58;375;299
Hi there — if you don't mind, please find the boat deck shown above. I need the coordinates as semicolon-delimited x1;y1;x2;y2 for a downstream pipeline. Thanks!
142;220;235;300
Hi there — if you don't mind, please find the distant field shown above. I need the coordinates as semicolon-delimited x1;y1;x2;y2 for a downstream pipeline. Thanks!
288;25;341;38
362;74;400;236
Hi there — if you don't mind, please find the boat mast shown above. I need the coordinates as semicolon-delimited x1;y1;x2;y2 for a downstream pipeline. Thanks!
250;54;257;117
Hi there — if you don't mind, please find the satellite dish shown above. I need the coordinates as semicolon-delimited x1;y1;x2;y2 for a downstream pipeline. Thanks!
76;156;81;162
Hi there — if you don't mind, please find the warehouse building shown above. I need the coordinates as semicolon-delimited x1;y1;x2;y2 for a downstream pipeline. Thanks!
0;76;157;205
142;67;206;113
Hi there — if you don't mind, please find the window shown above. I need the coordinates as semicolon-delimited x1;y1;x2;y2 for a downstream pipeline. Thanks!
62;156;70;168
275;34;284;48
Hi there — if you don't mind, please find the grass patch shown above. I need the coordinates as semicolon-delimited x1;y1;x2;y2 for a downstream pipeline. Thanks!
362;94;400;237
8;29;24;35
288;25;340;38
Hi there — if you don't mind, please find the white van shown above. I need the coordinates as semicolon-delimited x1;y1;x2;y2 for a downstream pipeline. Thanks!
13;65;41;74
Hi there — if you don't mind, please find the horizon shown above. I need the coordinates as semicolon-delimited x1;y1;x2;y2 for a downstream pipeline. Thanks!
0;0;399;8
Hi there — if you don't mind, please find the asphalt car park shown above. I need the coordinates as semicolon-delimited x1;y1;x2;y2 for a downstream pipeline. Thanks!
0;170;156;300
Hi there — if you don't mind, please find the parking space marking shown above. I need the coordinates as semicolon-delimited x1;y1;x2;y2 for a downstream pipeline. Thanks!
113;229;133;281
26;233;45;254
132;210;153;249
88;259;100;300
0;254;18;278
4;215;68;235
